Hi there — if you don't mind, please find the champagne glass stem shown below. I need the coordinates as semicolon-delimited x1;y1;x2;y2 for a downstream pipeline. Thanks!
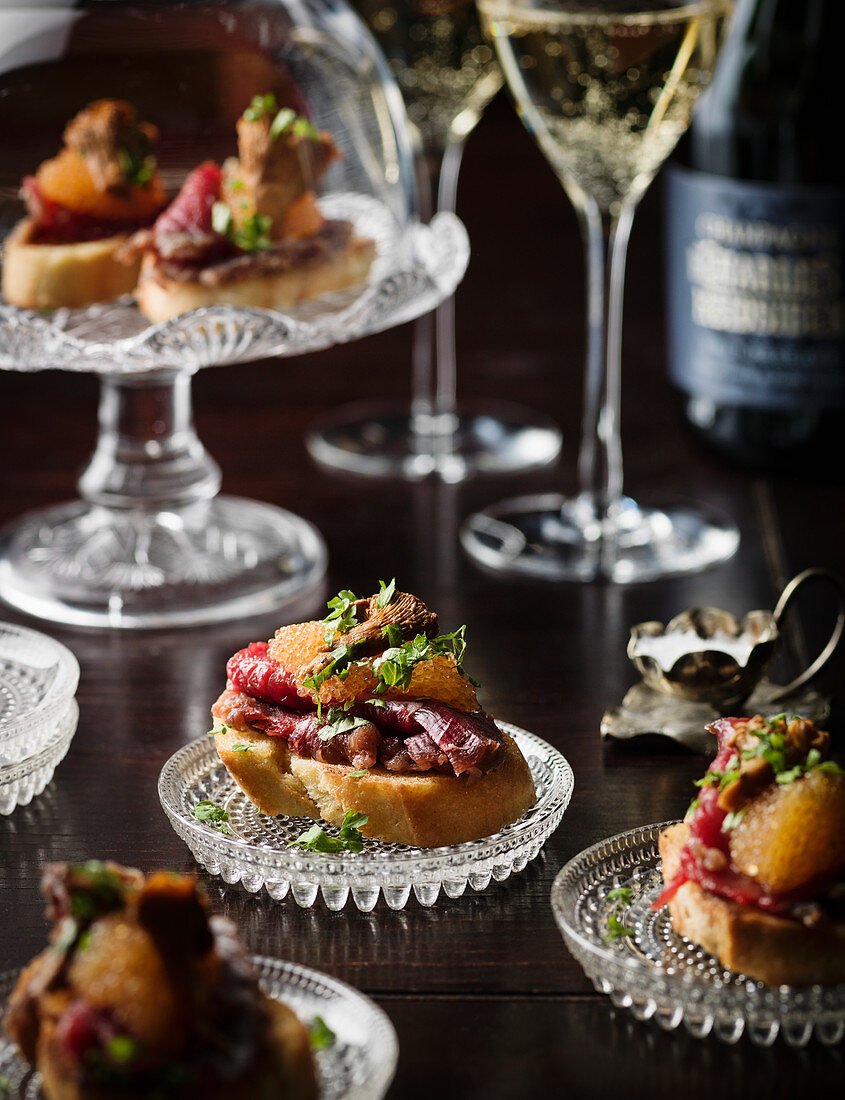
410;138;467;449
574;198;635;525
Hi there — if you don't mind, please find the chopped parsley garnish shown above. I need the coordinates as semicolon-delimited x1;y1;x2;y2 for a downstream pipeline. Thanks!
309;1015;335;1050
242;93;320;140
721;808;746;832
317;707;369;741
270;107;296;137
289;811;369;854
230;743;251;752
212;202;273;252
372;625;476;693
376;577;396;608
193;799;231;835
349;769;369;778
323;588;359;644
602;883;634;942
603;912;633;942
117;141;156;188
208;723;230;736
106;1035;140;1066
302;643;358;703
67;862;126;924
243;93;278;121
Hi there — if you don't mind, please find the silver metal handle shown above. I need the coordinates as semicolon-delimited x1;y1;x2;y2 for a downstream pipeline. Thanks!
768;567;845;701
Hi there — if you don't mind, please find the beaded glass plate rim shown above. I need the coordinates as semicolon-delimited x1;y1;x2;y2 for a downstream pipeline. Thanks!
158;723;573;878
0;956;398;1100
0;622;80;748
550;821;845;1035
0;698;78;784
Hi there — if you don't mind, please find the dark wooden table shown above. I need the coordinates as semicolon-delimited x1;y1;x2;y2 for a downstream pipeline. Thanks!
1;97;843;1098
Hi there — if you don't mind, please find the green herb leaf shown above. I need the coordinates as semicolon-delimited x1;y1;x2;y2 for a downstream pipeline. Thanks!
230;212;273;252
270;107;296;138
244;93;278;121
606;886;632;905
302;643;357;699
211;201;232;236
317;707;369;741
106;1035;140;1066
349;769;369;778
230;743;251;753
721;808;746;832
208;723;230;736
322;588;359;644
309;1015;335;1050
288;810;369;854
376;578;396;608
372;625;476;692
603;913;633;942
193;800;231;835
292;117;320;139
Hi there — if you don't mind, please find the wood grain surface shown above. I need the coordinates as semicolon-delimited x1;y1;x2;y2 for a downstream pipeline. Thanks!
1;96;843;1099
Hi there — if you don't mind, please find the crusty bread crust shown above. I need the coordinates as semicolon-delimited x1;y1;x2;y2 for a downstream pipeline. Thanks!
213;720;536;848
1;217;141;309
135;234;375;322
34;990;316;1100
658;822;845;986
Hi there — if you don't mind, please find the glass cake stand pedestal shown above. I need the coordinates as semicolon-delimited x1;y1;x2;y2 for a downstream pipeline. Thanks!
0;203;467;629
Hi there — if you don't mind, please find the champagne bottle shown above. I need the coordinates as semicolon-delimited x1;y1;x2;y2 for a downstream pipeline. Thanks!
664;0;845;471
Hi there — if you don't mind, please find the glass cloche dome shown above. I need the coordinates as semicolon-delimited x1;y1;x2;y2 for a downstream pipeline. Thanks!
0;1;468;628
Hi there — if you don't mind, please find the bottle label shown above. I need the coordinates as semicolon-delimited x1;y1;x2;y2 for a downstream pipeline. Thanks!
665;166;845;409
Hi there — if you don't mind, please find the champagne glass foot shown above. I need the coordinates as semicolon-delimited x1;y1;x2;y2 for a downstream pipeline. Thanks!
461;492;739;583
306;398;562;482
0;497;327;629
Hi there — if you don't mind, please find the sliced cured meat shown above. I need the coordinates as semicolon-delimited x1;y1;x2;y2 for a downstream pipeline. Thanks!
213;688;504;777
153;161;221;235
226;642;311;709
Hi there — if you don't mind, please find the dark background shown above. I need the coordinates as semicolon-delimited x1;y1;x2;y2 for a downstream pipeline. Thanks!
1;93;844;1097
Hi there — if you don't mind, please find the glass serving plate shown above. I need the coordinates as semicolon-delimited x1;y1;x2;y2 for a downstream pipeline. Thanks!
0;956;398;1099
159;723;573;911
0;698;78;815
550;822;845;1048
0;623;79;765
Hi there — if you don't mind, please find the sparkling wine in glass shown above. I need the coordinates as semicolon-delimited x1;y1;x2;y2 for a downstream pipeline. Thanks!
306;0;562;480
463;0;739;579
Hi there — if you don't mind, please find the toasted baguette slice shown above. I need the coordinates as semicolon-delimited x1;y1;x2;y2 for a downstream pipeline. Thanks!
658;822;845;986
1;217;141;309
214;721;536;848
135;234;375;322
34;990;316;1100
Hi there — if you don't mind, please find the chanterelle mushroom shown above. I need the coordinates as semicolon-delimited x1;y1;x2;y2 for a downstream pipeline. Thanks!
300;589;438;682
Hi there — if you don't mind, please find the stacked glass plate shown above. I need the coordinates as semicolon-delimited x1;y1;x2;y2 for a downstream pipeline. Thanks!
0;622;79;814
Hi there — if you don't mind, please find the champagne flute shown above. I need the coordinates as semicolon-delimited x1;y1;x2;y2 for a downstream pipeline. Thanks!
463;0;739;579
306;0;562;481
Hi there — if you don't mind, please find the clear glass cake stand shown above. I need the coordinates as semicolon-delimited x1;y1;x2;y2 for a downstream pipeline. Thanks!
0;0;468;628
0;202;468;629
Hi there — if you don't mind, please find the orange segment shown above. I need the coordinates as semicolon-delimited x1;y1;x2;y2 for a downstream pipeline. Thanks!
729;769;845;893
68;914;186;1052
314;651;479;712
37;149;166;221
268;620;480;712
